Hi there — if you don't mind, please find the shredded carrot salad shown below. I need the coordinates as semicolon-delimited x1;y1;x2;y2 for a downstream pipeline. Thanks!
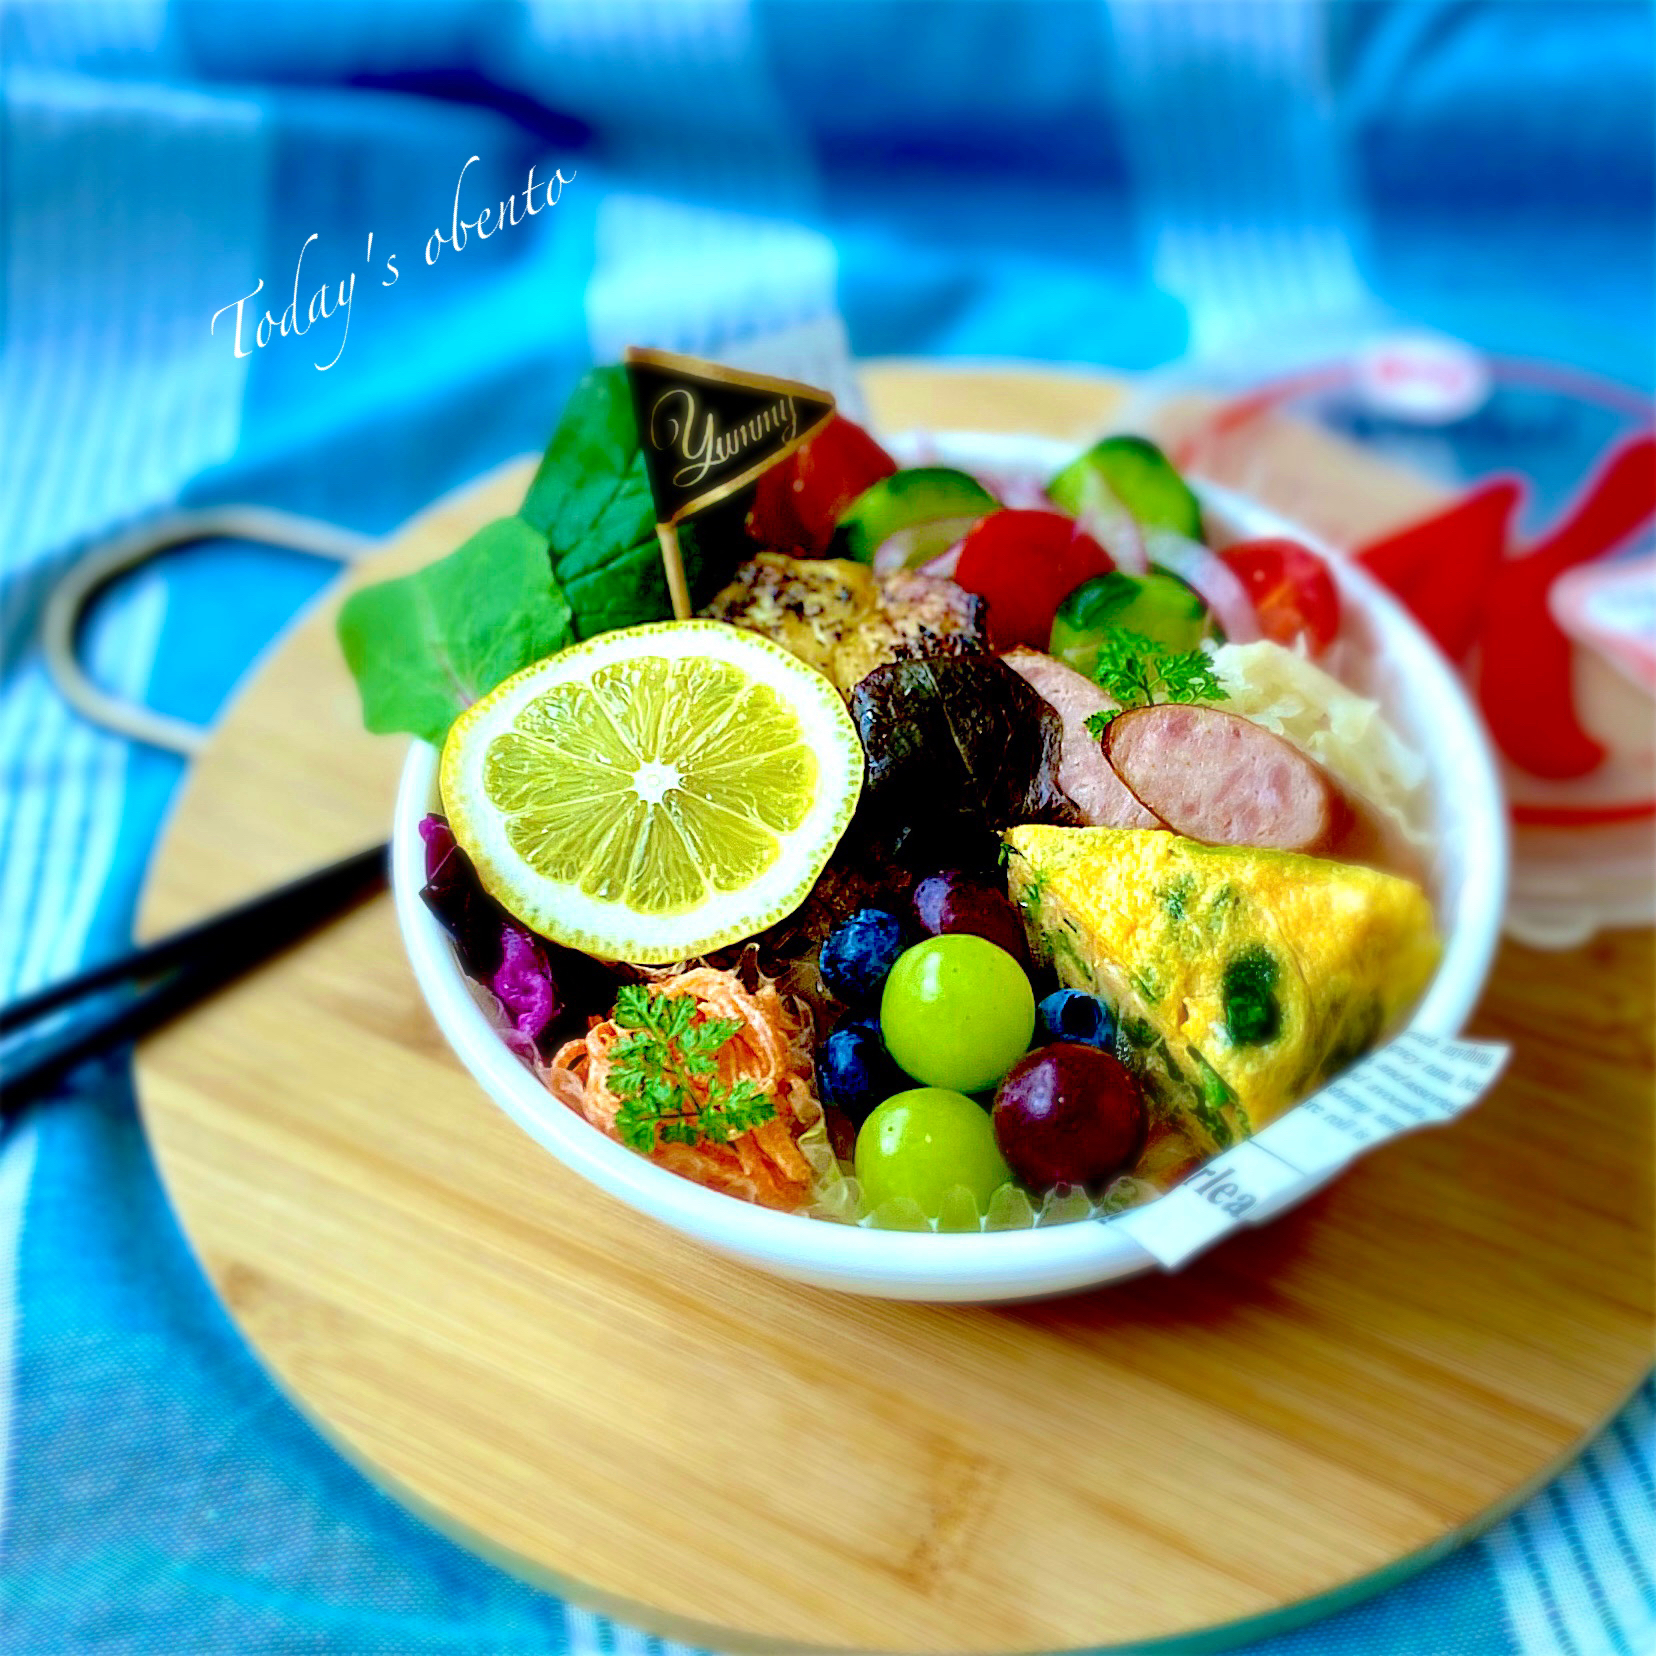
547;966;823;1211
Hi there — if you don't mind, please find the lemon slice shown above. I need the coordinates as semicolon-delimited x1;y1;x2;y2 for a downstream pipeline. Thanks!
440;620;864;962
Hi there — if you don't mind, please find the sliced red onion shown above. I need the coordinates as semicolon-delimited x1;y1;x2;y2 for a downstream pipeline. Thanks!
917;542;963;579
987;470;1053;512
870;539;906;575
871;517;988;575
1080;503;1146;575
1062;475;1146;574
1142;529;1261;643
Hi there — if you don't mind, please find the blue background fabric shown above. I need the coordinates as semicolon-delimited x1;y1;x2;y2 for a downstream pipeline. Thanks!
1;3;1652;1652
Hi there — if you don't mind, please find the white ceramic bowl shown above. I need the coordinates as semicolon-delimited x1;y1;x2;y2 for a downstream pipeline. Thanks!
393;433;1508;1302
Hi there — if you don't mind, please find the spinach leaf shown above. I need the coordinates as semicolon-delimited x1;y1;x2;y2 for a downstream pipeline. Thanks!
1319;993;1383;1081
559;538;670;639
521;366;658;594
1191;1049;1236;1112
520;365;749;637
337;515;573;746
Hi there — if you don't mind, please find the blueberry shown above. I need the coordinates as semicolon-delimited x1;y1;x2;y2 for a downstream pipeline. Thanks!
816;1019;901;1126
1036;989;1116;1051
819;908;906;1005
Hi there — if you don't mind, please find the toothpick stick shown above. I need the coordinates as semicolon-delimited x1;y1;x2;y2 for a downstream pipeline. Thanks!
655;522;692;621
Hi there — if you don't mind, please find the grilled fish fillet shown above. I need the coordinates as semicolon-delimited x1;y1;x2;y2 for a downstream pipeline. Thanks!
703;553;986;696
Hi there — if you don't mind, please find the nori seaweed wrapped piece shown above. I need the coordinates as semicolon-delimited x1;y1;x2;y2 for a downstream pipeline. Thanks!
849;655;1082;866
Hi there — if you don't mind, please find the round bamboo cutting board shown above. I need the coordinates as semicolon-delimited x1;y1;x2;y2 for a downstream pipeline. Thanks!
135;364;1654;1655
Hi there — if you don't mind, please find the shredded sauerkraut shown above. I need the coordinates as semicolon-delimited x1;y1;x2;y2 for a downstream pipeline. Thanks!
1209;639;1430;844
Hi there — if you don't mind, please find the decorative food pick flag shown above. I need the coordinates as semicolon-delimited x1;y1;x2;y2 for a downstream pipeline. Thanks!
624;346;836;617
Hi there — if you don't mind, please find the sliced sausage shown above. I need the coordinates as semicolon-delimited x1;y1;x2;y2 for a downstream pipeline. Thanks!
1001;648;1163;829
1103;704;1346;851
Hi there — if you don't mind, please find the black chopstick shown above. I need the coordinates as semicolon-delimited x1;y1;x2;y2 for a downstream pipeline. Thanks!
0;843;389;1116
0;843;389;1035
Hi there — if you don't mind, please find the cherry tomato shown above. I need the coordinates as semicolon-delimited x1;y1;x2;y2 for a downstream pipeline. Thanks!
746;415;896;557
1217;538;1340;655
952;509;1113;651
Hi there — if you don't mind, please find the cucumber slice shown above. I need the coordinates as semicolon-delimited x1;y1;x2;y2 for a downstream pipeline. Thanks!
1049;570;1212;677
1048;435;1204;544
831;466;997;568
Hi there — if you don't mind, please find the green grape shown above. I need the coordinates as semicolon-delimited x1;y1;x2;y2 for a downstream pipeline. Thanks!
880;934;1036;1093
854;1088;1013;1220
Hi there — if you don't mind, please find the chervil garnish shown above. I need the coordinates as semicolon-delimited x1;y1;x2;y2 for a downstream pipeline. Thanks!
1084;628;1228;737
606;983;775;1153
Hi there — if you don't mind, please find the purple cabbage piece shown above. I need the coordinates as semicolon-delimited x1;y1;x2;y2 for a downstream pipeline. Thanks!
490;926;560;1058
419;814;504;979
418;813;612;1058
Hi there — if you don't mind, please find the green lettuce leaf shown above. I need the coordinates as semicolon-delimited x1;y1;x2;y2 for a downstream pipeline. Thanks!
336;515;573;746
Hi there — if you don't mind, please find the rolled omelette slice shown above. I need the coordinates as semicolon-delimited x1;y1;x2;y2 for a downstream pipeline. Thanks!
1004;826;1441;1155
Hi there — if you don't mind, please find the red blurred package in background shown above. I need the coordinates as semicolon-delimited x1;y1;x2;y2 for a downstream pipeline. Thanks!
1121;327;1655;947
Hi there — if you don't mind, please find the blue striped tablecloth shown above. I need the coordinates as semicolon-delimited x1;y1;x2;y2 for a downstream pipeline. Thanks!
1;4;1650;1652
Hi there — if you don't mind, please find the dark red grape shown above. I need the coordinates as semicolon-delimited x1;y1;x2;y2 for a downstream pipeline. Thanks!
909;871;1030;967
823;1106;860;1164
992;1042;1147;1191
910;871;960;936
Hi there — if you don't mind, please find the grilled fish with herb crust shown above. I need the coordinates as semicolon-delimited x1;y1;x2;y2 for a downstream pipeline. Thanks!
1003;826;1439;1154
703;553;985;697
834;569;988;691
